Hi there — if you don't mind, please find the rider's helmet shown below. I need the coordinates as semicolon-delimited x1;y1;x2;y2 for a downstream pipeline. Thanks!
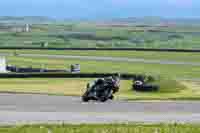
111;73;120;92
104;73;120;83
112;73;120;81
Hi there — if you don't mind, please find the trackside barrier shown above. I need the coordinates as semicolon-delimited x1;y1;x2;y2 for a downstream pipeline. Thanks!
0;47;200;52
0;73;146;80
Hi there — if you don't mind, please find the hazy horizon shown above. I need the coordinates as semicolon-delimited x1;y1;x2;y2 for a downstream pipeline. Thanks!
0;0;199;19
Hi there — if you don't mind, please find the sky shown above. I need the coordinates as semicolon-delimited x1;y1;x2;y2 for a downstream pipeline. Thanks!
0;0;199;19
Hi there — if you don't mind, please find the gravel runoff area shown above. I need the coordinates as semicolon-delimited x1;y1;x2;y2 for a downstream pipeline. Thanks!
1;93;200;125
1;53;200;66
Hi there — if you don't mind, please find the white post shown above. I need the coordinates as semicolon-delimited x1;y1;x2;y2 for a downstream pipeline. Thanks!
0;57;6;73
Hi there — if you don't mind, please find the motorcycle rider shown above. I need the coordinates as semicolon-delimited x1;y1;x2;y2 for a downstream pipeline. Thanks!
87;73;120;98
105;73;120;93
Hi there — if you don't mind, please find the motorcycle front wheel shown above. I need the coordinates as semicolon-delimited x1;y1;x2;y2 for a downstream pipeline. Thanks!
82;96;89;102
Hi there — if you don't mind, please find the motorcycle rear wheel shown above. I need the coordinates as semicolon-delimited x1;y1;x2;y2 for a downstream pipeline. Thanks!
99;96;108;102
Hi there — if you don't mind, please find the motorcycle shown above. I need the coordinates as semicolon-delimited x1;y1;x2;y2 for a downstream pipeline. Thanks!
133;80;159;92
82;78;120;102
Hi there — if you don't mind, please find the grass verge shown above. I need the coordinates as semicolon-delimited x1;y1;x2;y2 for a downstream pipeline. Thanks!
0;78;199;100
1;124;200;133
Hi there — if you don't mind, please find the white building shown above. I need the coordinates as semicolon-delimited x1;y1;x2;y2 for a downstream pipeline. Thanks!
25;24;30;32
0;57;6;73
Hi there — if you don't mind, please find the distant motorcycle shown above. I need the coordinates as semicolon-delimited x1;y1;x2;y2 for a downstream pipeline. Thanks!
82;76;120;102
133;80;159;92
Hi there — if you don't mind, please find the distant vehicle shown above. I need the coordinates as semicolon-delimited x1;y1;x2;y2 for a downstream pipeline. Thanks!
82;74;120;102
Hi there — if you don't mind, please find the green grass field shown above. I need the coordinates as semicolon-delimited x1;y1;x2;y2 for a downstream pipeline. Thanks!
0;78;199;100
1;124;200;133
1;22;200;49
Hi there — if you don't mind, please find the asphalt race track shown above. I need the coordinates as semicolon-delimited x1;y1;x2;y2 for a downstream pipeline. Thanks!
1;53;200;66
15;54;200;66
1;93;200;125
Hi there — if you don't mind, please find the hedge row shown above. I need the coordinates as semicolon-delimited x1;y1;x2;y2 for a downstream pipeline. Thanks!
0;47;200;52
0;73;143;79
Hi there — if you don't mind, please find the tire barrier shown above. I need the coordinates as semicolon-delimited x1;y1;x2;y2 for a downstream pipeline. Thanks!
0;72;143;79
6;66;68;73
